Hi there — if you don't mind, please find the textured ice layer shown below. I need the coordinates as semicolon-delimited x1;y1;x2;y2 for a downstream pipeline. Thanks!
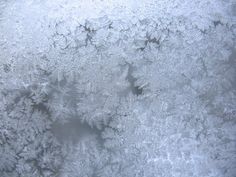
0;0;235;177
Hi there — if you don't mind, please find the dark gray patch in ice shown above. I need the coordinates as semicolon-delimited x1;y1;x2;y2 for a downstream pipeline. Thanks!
126;64;143;96
51;118;104;146
228;49;236;89
213;20;223;27
232;4;236;16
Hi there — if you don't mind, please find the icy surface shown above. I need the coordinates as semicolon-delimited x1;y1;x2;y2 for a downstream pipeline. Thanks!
0;0;236;177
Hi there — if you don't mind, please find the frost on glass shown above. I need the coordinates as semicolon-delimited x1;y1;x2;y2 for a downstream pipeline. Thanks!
0;0;236;177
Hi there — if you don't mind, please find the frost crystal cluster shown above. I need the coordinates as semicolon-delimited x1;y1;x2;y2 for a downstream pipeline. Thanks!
0;0;236;177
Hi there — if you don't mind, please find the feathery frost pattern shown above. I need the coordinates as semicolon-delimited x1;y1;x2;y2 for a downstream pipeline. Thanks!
0;0;236;177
